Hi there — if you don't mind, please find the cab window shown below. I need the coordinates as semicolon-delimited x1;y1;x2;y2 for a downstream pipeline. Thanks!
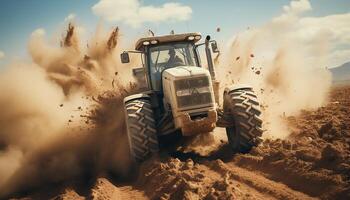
149;43;198;90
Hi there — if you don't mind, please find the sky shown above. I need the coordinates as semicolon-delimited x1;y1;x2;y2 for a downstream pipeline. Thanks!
0;0;349;67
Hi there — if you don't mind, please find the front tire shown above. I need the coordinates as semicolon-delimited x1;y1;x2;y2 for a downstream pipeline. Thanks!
224;88;263;153
124;98;159;162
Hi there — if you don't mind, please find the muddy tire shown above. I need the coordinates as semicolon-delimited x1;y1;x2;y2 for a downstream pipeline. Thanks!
124;98;159;162
224;88;263;153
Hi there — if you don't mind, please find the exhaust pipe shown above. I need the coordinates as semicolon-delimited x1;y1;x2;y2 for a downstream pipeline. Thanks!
205;35;216;80
205;35;220;105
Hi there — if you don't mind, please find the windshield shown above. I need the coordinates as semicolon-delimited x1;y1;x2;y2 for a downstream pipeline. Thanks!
149;42;198;90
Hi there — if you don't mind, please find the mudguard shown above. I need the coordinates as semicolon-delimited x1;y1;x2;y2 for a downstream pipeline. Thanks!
123;93;151;104
224;84;253;94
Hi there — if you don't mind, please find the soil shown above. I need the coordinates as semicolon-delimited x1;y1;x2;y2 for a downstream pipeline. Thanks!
9;86;350;200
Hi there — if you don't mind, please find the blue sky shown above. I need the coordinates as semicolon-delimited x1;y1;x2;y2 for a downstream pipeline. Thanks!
0;0;349;66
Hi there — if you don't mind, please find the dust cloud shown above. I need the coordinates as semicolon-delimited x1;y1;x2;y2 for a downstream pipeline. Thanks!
0;22;135;198
217;2;332;139
0;1;334;197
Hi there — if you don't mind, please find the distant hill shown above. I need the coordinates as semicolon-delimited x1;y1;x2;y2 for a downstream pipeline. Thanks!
330;61;350;85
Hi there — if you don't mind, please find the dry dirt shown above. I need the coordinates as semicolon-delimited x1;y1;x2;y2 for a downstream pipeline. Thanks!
8;86;349;200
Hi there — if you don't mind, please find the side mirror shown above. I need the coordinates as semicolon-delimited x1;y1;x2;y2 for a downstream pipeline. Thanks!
211;41;220;53
120;52;130;63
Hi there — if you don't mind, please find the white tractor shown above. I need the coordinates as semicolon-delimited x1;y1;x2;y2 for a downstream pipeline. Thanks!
121;33;262;162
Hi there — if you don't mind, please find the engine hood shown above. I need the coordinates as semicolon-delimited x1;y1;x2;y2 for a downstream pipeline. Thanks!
162;66;210;80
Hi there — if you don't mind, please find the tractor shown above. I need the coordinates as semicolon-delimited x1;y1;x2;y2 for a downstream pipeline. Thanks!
120;33;262;162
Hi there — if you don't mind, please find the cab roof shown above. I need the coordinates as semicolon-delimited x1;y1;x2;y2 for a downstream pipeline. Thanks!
135;32;201;51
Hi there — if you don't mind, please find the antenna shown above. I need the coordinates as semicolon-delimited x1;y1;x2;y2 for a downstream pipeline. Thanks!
148;29;155;36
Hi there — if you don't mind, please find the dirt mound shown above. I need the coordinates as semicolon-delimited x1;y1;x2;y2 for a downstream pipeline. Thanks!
234;86;350;199
51;189;84;200
133;155;316;200
136;157;238;200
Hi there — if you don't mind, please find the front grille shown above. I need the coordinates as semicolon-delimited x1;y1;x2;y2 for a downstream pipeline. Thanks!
177;92;212;107
175;76;213;108
175;76;209;90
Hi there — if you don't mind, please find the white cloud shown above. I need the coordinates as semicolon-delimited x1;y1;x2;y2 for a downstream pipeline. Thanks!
292;13;350;67
64;13;76;22
92;0;192;27
31;28;46;37
273;0;311;24
270;0;350;67
0;51;4;60
283;0;311;14
298;13;350;46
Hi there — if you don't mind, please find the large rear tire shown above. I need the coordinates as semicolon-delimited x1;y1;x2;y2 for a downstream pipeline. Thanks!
223;88;263;153
124;98;159;162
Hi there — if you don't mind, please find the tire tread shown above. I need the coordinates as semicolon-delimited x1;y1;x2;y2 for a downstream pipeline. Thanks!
225;88;263;153
125;99;159;162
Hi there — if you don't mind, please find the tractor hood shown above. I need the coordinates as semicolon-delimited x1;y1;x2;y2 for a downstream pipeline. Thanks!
162;66;210;80
161;65;215;111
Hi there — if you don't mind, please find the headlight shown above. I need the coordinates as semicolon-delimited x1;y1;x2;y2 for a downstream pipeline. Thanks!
195;35;201;40
187;36;195;40
150;40;158;44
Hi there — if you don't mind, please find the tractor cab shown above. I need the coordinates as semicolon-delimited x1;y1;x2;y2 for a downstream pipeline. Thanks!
121;33;204;91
